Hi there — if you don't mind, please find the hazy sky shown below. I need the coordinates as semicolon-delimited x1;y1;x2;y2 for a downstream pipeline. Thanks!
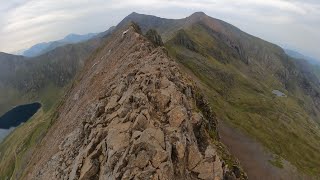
0;0;319;59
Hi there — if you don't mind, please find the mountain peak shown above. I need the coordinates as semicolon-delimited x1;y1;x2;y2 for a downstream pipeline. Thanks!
127;12;148;18
189;11;207;18
129;11;139;15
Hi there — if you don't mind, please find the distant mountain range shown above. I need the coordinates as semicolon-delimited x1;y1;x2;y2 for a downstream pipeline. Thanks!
20;33;99;57
285;49;319;65
284;49;320;81
0;26;115;116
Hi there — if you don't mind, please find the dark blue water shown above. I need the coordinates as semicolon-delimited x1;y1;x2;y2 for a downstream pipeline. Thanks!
0;102;41;129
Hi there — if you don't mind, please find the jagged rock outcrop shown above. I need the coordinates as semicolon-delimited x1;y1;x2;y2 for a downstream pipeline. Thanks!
145;29;164;47
173;30;198;52
27;24;242;180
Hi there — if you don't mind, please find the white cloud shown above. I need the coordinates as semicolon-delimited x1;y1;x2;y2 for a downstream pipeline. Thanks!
0;0;319;59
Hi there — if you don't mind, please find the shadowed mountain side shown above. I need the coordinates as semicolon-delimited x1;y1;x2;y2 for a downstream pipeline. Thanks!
0;28;114;115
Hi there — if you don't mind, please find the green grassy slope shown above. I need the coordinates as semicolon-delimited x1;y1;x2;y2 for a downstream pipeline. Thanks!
0;92;62;179
165;23;320;176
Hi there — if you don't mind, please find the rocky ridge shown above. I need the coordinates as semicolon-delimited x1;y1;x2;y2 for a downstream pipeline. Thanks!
28;24;243;180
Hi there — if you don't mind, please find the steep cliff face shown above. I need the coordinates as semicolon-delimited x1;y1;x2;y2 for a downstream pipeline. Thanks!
25;25;244;179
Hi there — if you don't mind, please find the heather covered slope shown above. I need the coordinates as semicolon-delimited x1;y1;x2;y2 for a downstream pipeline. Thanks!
122;12;320;177
24;24;245;179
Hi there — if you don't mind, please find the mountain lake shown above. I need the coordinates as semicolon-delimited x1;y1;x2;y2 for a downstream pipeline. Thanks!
0;102;41;142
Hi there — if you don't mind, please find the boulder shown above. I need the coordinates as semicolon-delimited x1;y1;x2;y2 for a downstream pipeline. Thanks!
168;106;188;127
79;158;99;180
193;161;214;180
155;90;171;110
105;95;120;112
134;150;150;168
188;144;203;170
133;113;148;131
